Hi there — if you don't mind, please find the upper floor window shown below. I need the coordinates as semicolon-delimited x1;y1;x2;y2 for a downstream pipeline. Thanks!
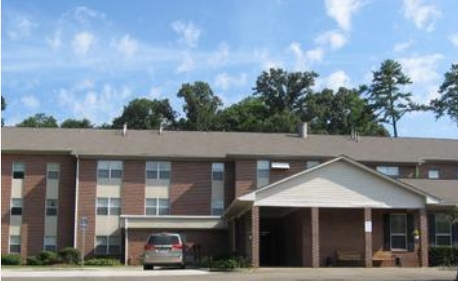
145;198;169;215
12;162;25;179
146;162;171;180
97;198;121;216
11;199;22;216
44;236;57;252
212;163;224;181
428;169;440;179
47;163;60;180
257;160;270;188
435;214;452;246
97;161;122;179
376;166;399;178
46;199;58;216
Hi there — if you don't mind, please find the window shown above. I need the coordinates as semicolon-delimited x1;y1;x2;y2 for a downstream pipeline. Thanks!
95;235;120;255
435;214;452;246
9;235;21;253
212;163;224;181
146;162;171;180
390;214;407;250
11;199;22;216
47;163;60;180
44;236;57;252
257;160;270;188
211;200;224;216
97;198;121;216
145;198;169;215
428;169;440;179
377;166;399;178
46;199;58;216
12;162;25;179
306;161;320;169
97;161;123;180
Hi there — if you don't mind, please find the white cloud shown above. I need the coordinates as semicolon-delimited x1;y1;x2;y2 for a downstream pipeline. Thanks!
399;53;443;84
214;73;248;91
149;87;162;99
7;15;37;40
393;40;414;52
171;21;201;48
208;42;230;67
72;31;95;55
21;95;40;109
288;42;323;71
46;30;62;52
113;34;138;58
324;0;363;31
315;30;348;50
403;0;441;32
306;47;324;63
176;53;195;73
254;48;283;70
73;6;106;24
324;70;351;91
449;34;458;47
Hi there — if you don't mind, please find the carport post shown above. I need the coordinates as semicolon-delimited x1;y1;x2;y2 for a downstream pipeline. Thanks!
251;206;260;268
419;208;428;267
311;207;320;268
364;208;373;267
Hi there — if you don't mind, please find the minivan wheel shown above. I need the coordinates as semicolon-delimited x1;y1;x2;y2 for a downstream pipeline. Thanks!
143;264;154;270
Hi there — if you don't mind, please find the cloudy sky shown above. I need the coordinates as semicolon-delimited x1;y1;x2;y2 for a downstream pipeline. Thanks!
2;0;457;138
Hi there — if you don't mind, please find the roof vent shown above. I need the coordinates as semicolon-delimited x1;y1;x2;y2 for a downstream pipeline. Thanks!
159;120;164;135
299;122;308;138
122;123;127;136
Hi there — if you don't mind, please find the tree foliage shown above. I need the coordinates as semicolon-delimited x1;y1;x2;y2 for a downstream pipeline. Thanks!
60;118;94;128
177;81;222;131
366;59;416;137
112;98;177;130
430;64;458;131
17;113;58;128
1;96;6;126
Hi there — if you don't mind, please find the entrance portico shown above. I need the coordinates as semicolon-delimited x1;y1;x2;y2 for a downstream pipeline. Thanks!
225;157;438;268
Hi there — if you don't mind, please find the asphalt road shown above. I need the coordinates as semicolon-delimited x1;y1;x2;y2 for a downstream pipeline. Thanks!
2;267;456;281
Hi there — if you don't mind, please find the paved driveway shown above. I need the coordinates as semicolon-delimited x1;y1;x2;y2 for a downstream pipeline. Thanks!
2;267;456;281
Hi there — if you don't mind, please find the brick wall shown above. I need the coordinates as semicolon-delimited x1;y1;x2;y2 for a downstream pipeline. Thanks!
170;161;212;215
1;155;13;254
224;162;235;210
235;160;256;197
122;160;145;215
270;160;306;183
420;163;457;179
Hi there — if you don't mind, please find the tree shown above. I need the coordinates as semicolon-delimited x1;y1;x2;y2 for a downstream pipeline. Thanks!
430;64;458;132
217;97;268;132
366;59;417;137
253;68;318;115
60;118;94;128
302;87;388;136
177;82;222;131
1;96;6;126
16;113;58;128
112;98;177;130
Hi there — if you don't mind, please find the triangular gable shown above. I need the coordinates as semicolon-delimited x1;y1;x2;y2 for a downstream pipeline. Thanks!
244;156;438;209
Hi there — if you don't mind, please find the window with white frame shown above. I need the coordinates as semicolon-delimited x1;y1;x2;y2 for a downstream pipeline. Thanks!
95;235;120;255
211;200;224;216
44;236;57;252
97;161;123;179
211;163;225;215
46;199;58;216
146;162;171;180
9;235;21;253
47;164;60;180
435;214;452;246
428;169;440;179
11;199;22;216
145;198;169;215
96;198;121;216
212;163;224;181
257;160;270;188
12;162;25;179
390;214;407;250
376;166;400;178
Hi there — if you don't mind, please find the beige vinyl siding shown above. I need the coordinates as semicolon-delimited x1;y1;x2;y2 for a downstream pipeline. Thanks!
96;216;120;235
256;161;425;208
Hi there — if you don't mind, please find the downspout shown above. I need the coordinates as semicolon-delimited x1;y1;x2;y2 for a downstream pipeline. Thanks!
125;218;129;266
73;153;80;248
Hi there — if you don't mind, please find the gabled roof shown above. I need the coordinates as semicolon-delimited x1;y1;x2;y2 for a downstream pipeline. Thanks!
401;179;458;205
2;127;458;162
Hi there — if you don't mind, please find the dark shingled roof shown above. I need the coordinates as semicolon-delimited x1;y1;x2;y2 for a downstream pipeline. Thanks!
2;127;458;162
401;179;458;204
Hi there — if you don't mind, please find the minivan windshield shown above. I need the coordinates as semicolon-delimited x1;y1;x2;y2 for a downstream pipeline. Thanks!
148;235;179;245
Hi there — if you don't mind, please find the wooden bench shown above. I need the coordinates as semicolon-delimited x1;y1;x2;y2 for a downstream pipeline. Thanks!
372;251;395;267
336;251;363;267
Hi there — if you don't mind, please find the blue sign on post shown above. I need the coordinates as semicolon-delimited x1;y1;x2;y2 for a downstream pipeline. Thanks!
81;217;88;230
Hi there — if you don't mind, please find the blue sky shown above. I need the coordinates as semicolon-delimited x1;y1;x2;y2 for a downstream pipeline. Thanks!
2;0;458;138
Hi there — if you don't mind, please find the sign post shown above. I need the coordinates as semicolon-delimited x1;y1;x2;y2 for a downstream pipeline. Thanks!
80;217;88;266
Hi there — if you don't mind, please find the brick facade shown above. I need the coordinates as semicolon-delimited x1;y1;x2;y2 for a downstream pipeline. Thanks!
121;160;145;215
235;160;256;197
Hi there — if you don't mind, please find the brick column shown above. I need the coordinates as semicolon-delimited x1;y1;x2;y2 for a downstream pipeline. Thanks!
419;208;428;267
311;207;320;268
302;209;308;267
251;206;260;268
364;208;373;267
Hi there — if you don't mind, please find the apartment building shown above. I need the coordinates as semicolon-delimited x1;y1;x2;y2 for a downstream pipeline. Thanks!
1;126;457;267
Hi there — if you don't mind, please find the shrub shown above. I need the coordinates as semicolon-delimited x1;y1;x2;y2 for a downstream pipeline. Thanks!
37;251;59;265
27;256;44;266
84;258;121;266
1;254;22;265
210;258;240;269
429;246;458;266
59;247;80;264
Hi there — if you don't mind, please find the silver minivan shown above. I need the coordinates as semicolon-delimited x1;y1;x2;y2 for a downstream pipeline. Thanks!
142;232;185;270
